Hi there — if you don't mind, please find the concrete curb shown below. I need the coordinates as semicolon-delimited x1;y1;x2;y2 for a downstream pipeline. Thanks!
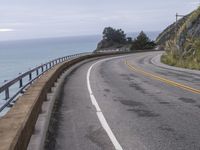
27;59;93;150
151;53;200;75
27;73;66;150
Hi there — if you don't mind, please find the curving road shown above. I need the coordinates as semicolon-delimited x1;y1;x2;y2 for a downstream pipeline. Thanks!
45;51;200;150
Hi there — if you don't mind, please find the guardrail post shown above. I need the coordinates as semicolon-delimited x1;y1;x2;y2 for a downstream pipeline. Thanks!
5;88;9;100
36;69;39;76
19;79;23;88
29;73;32;81
49;62;52;68
42;66;44;72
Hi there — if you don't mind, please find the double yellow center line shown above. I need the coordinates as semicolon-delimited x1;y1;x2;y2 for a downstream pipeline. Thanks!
125;60;200;95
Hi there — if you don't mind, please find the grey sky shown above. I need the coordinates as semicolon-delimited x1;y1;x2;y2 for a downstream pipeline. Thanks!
0;0;199;40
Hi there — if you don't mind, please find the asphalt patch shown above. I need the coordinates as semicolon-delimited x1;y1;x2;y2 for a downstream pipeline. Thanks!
86;126;115;150
159;101;170;105
178;97;196;103
129;82;147;94
119;100;144;107
119;100;159;118
127;108;160;117
104;89;111;93
158;125;174;133
120;74;135;81
195;105;200;109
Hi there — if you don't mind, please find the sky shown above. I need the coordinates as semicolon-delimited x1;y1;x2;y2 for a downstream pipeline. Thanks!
0;0;199;41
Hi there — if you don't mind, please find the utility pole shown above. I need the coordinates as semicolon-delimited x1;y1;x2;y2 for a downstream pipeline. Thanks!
175;13;185;38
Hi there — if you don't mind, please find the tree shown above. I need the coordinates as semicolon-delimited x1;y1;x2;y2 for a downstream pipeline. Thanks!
131;31;156;50
102;27;126;44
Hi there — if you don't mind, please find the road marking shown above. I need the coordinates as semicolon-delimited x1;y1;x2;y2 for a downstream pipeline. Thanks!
125;60;200;95
87;58;123;150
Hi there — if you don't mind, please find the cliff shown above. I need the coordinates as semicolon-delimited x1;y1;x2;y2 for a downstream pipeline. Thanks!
156;14;189;46
157;7;200;70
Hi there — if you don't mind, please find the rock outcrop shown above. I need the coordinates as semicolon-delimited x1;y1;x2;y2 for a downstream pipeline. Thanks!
156;7;200;51
157;7;200;70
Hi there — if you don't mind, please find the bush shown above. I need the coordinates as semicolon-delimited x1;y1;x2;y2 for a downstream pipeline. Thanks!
161;38;200;70
130;31;156;50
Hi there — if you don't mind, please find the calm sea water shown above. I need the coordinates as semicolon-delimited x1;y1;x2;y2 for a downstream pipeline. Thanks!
0;32;159;85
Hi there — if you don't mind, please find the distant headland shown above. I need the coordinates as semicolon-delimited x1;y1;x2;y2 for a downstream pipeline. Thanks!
94;27;157;53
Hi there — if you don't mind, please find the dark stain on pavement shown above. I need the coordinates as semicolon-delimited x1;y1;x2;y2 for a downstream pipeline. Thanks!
127;108;160;117
120;73;127;77
104;89;111;93
158;125;174;132
179;97;196;103
119;100;159;117
120;100;144;107
120;74;134;81
159;101;170;105
129;82;147;94
129;73;138;78
86;126;115;150
158;125;187;142
195;105;200;109
100;66;106;78
86;106;92;109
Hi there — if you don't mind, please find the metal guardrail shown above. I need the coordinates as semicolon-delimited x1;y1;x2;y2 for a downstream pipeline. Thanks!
0;52;91;112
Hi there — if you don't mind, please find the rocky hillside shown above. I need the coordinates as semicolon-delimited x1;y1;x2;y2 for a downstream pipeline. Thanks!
156;7;200;50
155;14;189;46
157;7;200;70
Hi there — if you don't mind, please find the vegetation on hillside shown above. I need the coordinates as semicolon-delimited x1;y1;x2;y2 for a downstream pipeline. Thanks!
158;7;200;70
102;27;127;44
96;27;156;51
130;31;156;50
161;38;200;70
96;27;130;50
156;15;189;46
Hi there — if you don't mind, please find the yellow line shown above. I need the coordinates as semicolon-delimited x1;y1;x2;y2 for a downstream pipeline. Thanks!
125;60;200;95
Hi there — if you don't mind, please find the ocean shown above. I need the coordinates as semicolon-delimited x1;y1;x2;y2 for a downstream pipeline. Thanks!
0;32;159;85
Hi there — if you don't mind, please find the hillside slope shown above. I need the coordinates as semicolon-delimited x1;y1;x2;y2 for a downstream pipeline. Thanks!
156;7;200;70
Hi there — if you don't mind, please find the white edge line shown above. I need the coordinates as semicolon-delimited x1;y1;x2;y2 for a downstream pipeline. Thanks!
87;56;125;150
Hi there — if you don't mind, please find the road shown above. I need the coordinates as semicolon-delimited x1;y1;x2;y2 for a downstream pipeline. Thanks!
45;51;200;150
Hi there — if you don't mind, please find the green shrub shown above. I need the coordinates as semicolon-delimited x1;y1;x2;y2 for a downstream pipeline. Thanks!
131;31;156;50
161;38;200;70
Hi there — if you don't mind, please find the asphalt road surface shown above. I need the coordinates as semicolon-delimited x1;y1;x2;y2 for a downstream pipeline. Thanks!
45;51;200;150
